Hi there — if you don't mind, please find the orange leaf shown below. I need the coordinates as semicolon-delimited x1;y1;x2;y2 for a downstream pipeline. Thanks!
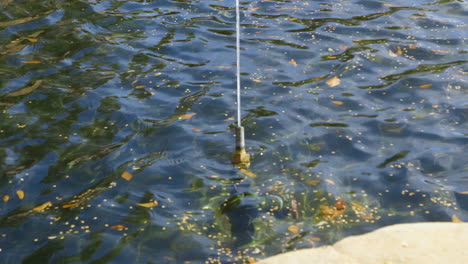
320;205;344;220
22;60;41;64
452;214;463;223
325;179;335;185
289;59;297;67
110;224;127;231
121;171;133;181
32;201;52;212
240;168;257;178
251;7;260;12
419;84;432;89
251;78;262;83
288;225;299;234
306;180;321;185
389;46;403;57
326;76;341;87
192;128;201;132
136;201;158;208
178;113;196;120
457;191;468;195
409;44;418;49
3;195;10;202
311;237;321;241
16;190;25;200
224;116;235;121
332;100;344;105
26;38;38;43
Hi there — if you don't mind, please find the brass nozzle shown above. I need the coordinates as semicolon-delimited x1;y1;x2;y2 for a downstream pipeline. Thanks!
232;126;250;168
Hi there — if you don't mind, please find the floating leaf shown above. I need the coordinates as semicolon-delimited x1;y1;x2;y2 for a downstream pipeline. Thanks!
332;100;344;105
240;168;257;178
137;200;158;208
325;179;335;185
224;116;235;121
27;38;38;43
326;76;341;87
214;66;232;69
21;60;41;64
251;7;260;11
16;190;25;200
32;201;52;212
289;59;297;67
409;44;418;49
135;85;145;89
419;84;432;89
121;171;133;181
178;113;196;120
288;225;299;234
457;191;468;195
311;237;321;241
3;195;10;202
334;198;346;210
62;203;80;209
389;46;403;57
452;215;463;223
110;224;126;231
306;180;321;185
192;128;201;132
251;78;262;83
320;204;344;220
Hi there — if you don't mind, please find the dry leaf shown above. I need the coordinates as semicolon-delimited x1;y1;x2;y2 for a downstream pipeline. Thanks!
110;224;127;231
432;49;449;54
334;198;346;210
135;85;145;89
332;100;344;105
214;66;232;69
16;190;25;200
32;201;52;212
325;179;335;185
289;59;297;67
452;214;463;223
251;78;262;83
419;84;432;89
311;237;321;241
457;191;468;195
178;113;196;120
137;200;158;208
288;225;299;234
27;38;38;43
389;46;403;57
409;44;418;49
62;203;80;209
224;116;235;121
121;171;133;181
306;180;321;185
240;168;257;178
3;195;10;202
21;60;41;64
251;7;260;11
326;76;341;87
320;205;344;220
192;128;201;132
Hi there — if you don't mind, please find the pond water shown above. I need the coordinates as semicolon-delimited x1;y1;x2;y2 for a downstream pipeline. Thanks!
0;0;467;263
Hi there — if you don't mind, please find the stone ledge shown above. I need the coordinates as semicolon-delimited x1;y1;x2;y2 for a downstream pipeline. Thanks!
256;223;468;264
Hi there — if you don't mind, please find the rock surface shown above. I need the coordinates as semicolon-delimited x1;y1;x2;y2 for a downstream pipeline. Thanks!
256;223;468;264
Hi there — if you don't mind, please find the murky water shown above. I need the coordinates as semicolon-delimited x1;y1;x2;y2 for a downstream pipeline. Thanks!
1;0;467;263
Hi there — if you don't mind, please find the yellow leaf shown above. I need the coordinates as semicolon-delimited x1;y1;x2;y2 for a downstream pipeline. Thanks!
419;84;432;89
251;7;260;11
3;195;10;202
326;76;341;87
26;38;38;43
16;190;25;200
306;180;321;185
178;113;196;120
332;100;344;105
240;168;257;178
110;224;127;230
289;59;297;67
135;85;145;89
62;203;80;209
32;201;52;212
21;60;41;64
137;200;158;208
121;171;133;181
350;201;365;211
288;225;299;234
214;66;232;69
325;179;335;185
452;214;463;223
